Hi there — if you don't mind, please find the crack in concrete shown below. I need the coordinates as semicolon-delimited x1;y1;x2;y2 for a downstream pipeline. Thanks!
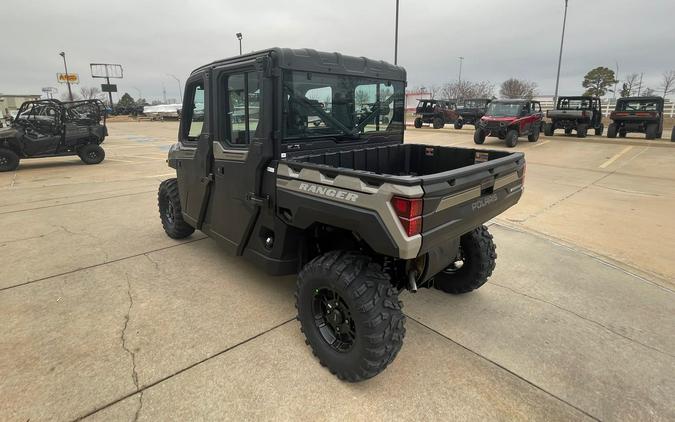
490;282;675;360
143;253;160;271
120;274;143;421
0;230;60;245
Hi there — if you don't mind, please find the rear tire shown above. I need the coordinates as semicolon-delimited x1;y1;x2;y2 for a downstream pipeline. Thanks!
505;129;519;147
0;148;20;172
544;122;554;136
564;127;573;135
435;226;496;294
607;123;617;138
413;117;423;128
646;124;658;140
454;120;463;130
158;178;195;239
473;129;486;144
595;123;604;136
577;124;588;138
78;144;105;165
296;251;405;382
528;127;540;142
432;117;444;129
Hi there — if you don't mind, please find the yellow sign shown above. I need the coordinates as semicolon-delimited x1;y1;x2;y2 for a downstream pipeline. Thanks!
57;73;79;84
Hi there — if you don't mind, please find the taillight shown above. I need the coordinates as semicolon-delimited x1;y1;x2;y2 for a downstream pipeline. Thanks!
391;197;423;236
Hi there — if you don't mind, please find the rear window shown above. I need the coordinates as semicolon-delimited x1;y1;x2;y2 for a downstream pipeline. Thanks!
616;100;660;111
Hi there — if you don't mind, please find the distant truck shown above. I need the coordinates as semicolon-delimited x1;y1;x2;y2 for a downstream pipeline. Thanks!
544;96;603;137
455;98;492;129
413;99;459;129
608;96;664;140
474;99;542;147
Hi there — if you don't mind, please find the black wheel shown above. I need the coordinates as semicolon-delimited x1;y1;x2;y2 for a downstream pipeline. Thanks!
78;144;105;164
577;124;588;138
595;123;604;136
296;251;405;382
473;129;486;144
0;147;19;172
158;178;195;239
671;127;675;142
435;225;496;294
646;123;658;140
505;129;519;147
475;120;482;128
619;129;627;138
544;122;554;136
432;117;444;129
607;123;617;138
413;117;423;128
528;127;540;142
454;120;463;130
564;127;573;135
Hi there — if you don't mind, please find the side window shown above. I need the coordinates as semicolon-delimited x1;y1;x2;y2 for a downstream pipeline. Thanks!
225;72;261;146
354;83;396;133
183;83;205;141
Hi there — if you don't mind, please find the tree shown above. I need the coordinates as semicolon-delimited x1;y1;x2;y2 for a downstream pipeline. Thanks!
117;93;135;108
500;78;537;99
80;86;102;100
642;87;656;96
620;73;640;97
442;80;494;100
659;70;675;98
582;66;617;97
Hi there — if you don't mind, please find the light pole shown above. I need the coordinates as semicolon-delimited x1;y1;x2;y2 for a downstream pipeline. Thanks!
458;56;464;85
613;61;619;102
394;0;399;65
236;32;243;55
167;74;183;103
59;52;73;101
553;0;569;105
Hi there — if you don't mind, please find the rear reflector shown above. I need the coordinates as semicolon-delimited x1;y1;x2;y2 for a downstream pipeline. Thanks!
399;216;422;237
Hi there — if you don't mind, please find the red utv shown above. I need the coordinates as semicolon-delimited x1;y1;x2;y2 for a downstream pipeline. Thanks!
474;99;543;147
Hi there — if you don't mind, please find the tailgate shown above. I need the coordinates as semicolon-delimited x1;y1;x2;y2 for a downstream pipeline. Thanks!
419;149;525;254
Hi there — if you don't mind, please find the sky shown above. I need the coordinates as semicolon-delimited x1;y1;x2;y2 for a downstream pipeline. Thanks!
1;0;674;101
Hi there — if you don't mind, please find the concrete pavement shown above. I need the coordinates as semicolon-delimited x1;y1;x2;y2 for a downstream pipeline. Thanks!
1;122;674;421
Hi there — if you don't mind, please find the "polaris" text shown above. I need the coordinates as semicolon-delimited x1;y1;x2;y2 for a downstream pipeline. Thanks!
471;194;498;211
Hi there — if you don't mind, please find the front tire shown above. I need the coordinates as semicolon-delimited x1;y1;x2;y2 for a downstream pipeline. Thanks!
413;117;423;128
505;129;519;147
595;123;604;136
473;129;486;144
646;123;658;140
0;147;20;172
296;251;405;382
435;225;497;294
544;122;554;136
78;144;105;164
454;120;464;130
528;127;540;142
607;123;617;138
158;178;195;239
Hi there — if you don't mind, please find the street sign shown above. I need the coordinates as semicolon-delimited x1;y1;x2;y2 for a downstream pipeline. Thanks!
57;73;79;84
101;84;118;93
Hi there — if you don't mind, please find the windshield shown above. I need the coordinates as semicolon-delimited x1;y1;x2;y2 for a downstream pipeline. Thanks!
558;98;591;110
616;100;660;112
485;102;523;117
283;71;405;140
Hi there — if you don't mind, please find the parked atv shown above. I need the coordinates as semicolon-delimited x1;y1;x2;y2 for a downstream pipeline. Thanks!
671;126;675;142
474;99;543;147
455;98;492;129
413;99;459;129
544;96;603;137
0;99;107;172
607;96;664;140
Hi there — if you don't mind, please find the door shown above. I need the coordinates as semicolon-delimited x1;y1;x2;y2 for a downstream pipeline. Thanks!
176;73;213;228
206;69;265;254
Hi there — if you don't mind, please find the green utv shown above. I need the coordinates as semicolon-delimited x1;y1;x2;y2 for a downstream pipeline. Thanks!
157;48;525;381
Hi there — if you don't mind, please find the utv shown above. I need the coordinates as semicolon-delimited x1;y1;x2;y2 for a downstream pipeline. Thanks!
474;99;542;147
413;99;459;129
608;96;664;140
0;99;107;171
544;96;603;137
157;48;525;381
455;98;492;129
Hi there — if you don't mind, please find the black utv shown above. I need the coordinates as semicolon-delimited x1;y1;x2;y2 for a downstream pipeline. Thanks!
412;99;459;129
157;48;525;382
544;96;603;137
455;98;492;129
608;96;664;140
0;99;107;171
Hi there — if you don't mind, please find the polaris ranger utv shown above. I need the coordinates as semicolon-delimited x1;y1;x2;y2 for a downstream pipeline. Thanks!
608;96;664;140
0;99;107;171
412;99;459;129
157;48;525;381
474;99;542;147
544;96;603;137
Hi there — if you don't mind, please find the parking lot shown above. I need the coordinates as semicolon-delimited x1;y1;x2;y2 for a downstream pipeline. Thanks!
2;122;674;421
